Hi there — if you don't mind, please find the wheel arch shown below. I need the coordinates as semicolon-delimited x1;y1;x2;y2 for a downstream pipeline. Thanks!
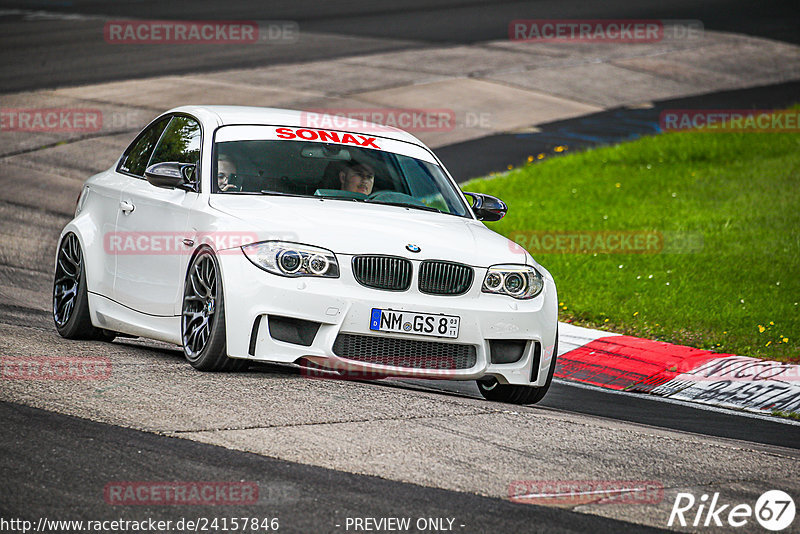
57;218;105;298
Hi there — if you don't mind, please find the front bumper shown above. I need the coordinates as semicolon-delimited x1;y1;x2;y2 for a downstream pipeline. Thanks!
218;251;558;386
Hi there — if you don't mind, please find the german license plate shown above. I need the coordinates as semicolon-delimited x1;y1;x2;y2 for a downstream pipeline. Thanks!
369;308;460;338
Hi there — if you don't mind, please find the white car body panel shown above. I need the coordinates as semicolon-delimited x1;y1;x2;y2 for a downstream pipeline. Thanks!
114;179;196;316
58;105;558;386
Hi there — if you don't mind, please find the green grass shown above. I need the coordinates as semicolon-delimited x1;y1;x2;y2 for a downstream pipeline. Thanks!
772;410;800;421
462;116;800;362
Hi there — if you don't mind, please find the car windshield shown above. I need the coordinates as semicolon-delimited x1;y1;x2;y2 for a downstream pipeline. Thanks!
212;139;469;217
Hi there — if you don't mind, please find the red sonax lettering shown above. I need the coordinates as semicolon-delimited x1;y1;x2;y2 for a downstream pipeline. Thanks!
318;131;340;142
356;135;378;148
296;128;318;140
274;128;380;148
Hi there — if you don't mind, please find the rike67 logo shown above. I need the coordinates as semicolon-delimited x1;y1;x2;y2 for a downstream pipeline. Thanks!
668;490;795;531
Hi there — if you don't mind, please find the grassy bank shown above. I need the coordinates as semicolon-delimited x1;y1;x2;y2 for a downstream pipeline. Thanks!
462;119;799;362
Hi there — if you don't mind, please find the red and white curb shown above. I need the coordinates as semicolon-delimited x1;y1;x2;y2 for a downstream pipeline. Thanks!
556;322;800;416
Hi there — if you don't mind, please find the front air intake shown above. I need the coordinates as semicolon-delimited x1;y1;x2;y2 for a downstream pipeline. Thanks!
332;333;477;370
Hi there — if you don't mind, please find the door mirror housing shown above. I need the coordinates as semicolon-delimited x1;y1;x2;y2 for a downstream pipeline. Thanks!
144;162;197;191
463;192;507;221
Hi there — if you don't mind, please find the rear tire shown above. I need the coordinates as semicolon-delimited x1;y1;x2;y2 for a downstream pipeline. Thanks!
181;248;247;371
477;331;558;405
53;233;115;341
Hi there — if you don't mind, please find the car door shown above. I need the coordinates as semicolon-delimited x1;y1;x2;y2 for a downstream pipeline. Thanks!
91;116;171;298
113;115;201;316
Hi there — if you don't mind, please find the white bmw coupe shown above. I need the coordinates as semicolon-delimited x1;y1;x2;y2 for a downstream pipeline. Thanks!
53;106;558;404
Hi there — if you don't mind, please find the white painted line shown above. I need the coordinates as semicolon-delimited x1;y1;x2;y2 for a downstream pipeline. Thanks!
515;486;649;500
0;9;103;21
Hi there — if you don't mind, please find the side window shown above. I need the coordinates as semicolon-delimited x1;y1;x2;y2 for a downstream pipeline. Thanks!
149;116;201;167
117;117;170;177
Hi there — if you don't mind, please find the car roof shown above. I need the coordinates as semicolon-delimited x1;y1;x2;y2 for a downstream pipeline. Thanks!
167;105;426;147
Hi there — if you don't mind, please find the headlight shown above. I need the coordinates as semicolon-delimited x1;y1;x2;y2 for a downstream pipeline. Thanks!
481;265;543;299
242;241;339;278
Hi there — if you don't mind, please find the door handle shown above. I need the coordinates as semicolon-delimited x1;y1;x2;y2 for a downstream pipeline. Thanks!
119;200;135;214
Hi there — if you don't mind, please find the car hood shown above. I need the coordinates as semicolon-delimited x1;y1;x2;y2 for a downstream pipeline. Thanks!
207;195;531;268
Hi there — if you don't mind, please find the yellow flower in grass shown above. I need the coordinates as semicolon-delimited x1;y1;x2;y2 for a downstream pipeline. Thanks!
527;155;534;163
766;341;772;347
758;325;765;333
537;153;545;160
783;337;789;343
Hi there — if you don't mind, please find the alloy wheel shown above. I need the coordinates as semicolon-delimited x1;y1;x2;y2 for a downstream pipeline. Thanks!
53;234;82;327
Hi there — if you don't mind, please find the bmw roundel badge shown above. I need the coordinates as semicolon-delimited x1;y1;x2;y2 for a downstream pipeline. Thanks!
406;243;421;253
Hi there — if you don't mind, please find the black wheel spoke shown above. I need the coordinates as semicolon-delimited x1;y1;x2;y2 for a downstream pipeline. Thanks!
55;274;74;286
190;271;209;298
57;257;77;277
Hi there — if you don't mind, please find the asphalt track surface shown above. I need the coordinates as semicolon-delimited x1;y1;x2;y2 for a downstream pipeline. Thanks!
440;80;800;181
0;401;668;533
1;1;800;532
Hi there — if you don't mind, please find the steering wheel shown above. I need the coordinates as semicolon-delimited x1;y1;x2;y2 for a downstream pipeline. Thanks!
366;190;428;207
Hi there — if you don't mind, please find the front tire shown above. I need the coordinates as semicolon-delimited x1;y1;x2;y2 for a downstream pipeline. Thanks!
53;233;115;341
181;249;246;371
477;332;558;405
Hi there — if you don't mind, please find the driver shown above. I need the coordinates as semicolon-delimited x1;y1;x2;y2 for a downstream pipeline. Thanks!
339;160;375;195
217;155;239;192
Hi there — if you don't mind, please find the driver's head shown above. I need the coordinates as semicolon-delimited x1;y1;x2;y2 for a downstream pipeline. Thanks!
217;155;237;190
339;160;375;195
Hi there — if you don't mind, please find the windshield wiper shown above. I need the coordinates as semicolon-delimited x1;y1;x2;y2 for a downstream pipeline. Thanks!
259;190;306;198
365;200;444;214
314;194;367;202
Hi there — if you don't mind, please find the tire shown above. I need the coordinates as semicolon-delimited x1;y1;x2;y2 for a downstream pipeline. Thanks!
53;233;115;341
181;248;247;371
477;330;558;405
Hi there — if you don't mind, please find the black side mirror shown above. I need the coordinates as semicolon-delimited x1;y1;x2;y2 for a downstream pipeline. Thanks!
463;192;507;221
144;162;197;191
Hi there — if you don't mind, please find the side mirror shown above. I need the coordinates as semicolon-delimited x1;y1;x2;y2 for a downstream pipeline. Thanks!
144;162;197;191
463;192;507;221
